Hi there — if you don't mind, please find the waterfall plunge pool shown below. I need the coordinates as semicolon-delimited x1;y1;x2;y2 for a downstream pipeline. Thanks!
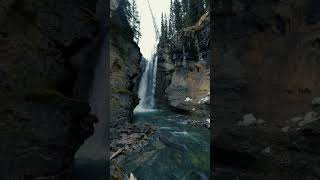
120;110;210;180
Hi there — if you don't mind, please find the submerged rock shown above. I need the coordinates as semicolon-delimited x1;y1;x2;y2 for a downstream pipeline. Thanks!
159;136;188;152
185;171;208;180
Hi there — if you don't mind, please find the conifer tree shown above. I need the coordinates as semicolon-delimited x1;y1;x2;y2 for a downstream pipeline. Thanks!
136;16;141;44
189;0;204;24
173;0;183;32
119;0;132;21
204;0;209;10
164;14;168;40
160;13;165;42
117;0;134;40
182;0;190;26
168;0;175;38
168;18;173;39
181;0;189;17
131;0;141;43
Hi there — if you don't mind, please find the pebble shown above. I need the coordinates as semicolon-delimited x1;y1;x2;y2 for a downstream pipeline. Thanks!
262;147;271;154
239;113;256;126
298;112;318;126
257;118;265;124
281;126;290;133
312;97;320;105
290;116;304;123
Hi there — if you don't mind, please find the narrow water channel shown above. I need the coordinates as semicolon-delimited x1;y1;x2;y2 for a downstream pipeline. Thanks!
121;110;210;180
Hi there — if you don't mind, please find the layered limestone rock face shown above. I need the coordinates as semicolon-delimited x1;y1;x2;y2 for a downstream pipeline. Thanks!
110;2;157;179
0;0;105;179
155;12;210;121
213;0;320;179
110;1;143;151
109;2;159;179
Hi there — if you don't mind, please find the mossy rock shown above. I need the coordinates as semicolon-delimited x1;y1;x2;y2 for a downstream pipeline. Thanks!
113;89;135;96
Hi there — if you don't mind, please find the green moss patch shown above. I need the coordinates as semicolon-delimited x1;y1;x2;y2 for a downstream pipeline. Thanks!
113;88;134;95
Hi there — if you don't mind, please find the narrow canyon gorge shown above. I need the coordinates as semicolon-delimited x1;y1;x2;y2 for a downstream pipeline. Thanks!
2;0;320;179
110;0;210;179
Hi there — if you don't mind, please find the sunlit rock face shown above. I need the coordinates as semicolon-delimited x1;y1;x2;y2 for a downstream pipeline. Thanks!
212;0;320;179
0;0;103;179
155;12;210;118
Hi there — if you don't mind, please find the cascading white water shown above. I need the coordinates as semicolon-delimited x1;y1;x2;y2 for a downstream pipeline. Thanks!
134;55;158;112
151;56;158;107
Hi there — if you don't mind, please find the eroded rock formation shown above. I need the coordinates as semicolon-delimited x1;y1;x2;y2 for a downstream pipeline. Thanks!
155;12;210;122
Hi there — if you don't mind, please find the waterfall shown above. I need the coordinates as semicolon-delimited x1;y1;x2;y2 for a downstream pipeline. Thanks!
151;56;158;107
134;55;158;112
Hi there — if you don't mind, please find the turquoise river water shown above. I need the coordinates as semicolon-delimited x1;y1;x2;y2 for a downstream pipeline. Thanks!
121;110;210;180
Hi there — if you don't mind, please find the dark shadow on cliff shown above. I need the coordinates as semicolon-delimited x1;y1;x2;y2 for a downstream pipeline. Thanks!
72;0;109;179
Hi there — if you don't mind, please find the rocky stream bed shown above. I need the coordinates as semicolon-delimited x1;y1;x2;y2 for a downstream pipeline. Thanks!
116;110;210;180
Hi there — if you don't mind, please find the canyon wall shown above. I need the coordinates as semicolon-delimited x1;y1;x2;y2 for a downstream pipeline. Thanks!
212;0;320;179
155;12;210;120
0;0;107;179
110;1;143;151
110;1;154;179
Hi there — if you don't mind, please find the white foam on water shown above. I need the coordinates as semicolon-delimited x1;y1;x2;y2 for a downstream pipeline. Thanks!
159;127;172;130
171;131;189;136
134;106;157;113
179;121;188;125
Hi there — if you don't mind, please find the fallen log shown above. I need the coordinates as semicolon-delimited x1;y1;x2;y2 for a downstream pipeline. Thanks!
110;148;124;160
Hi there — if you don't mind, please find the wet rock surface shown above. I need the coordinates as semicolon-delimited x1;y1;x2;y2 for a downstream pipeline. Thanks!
110;123;157;180
110;123;157;154
212;0;320;179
